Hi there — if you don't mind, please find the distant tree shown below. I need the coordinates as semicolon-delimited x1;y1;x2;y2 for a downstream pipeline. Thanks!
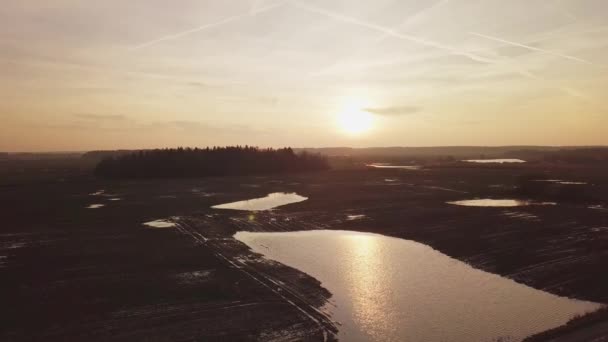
94;146;330;179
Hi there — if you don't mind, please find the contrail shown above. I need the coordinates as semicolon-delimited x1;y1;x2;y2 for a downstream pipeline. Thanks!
289;1;592;99
469;31;595;65
288;0;495;65
308;0;451;77
130;2;283;50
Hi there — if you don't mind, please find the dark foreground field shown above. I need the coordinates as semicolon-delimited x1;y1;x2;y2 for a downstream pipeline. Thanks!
1;163;607;341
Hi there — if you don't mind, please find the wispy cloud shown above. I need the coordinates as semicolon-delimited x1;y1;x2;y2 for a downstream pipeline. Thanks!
366;106;421;116
75;114;127;120
130;2;283;50
469;31;596;65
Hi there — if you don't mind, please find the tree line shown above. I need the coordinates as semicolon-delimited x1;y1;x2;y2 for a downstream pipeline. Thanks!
94;146;330;179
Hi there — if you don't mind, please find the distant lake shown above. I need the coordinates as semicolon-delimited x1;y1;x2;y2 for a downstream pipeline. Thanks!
236;230;599;342
464;159;526;163
448;199;557;207
367;163;421;170
212;192;307;211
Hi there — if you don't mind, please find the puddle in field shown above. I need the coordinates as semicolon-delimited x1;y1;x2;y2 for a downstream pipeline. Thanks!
367;163;421;170
448;199;556;207
464;159;526;164
533;180;588;185
236;230;600;342
109;198;122;201
86;204;105;209
143;219;177;228
89;190;105;196
212;192;307;211
175;270;214;284
502;211;540;221
346;214;366;221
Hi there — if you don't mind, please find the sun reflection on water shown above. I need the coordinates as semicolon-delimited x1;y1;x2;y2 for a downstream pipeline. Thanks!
341;234;398;341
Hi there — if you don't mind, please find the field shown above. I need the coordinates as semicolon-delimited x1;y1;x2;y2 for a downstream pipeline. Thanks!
1;158;608;341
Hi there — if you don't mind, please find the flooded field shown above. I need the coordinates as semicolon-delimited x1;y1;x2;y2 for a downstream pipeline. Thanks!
212;192;307;211
3;165;608;341
236;230;600;342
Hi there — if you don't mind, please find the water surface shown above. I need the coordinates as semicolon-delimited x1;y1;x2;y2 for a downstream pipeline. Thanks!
464;159;526;163
448;199;556;207
367;163;421;170
86;204;105;209
236;230;599;342
212;192;307;211
143;219;177;228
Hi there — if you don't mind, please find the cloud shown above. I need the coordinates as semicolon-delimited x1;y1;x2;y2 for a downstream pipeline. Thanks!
75;114;126;120
163;120;272;135
365;106;421;116
130;2;283;50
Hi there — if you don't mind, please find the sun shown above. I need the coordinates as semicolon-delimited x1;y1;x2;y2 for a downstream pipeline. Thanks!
338;105;374;135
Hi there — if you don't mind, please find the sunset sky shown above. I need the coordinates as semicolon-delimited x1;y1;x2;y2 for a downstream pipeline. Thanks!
1;0;607;152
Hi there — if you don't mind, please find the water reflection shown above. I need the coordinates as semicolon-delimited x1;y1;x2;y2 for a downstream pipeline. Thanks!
236;230;599;342
448;199;557;207
346;214;366;221
143;219;177;228
367;163;421;170
463;159;526;163
86;204;105;209
212;192;307;211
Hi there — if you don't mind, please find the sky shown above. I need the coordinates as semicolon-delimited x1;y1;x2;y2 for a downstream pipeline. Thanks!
1;0;607;152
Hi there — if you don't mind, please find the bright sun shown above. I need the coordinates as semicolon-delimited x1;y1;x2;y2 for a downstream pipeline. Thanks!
338;105;374;135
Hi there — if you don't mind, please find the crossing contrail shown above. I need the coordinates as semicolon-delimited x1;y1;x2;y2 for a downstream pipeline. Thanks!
469;31;595;65
130;2;283;50
288;0;495;65
288;1;592;99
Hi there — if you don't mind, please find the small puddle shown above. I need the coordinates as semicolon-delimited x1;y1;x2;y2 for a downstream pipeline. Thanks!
236;230;600;342
533;180;588;185
464;159;526;163
367;163;421;170
448;199;556;207
212;192;307;211
86;204;105;209
143;219;177;228
89;190;105;196
346;214;366;221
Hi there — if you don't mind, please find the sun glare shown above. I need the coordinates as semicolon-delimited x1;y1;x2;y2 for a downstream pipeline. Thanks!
338;104;374;135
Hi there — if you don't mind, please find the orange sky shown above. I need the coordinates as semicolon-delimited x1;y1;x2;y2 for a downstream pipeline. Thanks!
1;0;607;151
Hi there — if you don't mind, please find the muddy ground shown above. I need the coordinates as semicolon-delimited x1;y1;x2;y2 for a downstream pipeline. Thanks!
1;164;607;341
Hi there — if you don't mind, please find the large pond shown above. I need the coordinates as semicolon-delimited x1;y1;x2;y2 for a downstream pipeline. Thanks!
212;192;307;211
236;230;599;342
